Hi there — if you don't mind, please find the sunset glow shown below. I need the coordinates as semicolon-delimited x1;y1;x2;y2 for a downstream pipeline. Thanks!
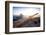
13;7;40;17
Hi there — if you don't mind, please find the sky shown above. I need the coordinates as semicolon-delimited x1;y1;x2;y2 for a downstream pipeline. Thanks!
13;7;40;16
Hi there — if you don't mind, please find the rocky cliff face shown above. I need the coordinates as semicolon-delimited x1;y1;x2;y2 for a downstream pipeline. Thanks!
13;17;40;28
13;13;40;28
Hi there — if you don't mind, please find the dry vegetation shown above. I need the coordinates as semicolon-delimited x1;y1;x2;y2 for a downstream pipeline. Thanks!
13;13;40;28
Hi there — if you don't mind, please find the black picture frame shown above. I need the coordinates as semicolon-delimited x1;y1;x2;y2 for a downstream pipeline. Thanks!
5;1;45;34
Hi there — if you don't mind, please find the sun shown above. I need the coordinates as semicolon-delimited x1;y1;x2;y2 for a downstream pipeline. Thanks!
13;7;40;17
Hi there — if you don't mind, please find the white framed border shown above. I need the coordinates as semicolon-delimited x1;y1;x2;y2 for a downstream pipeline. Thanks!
9;3;44;32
